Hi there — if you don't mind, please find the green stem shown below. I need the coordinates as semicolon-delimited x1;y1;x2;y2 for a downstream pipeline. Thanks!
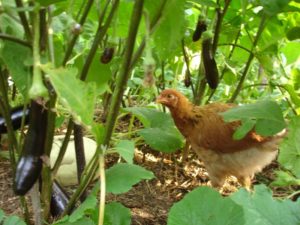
229;14;267;103
0;33;31;48
103;0;144;145
62;0;95;65
79;0;118;81
15;0;32;40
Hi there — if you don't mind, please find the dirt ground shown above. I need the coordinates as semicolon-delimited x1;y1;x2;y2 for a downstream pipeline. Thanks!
1;141;298;225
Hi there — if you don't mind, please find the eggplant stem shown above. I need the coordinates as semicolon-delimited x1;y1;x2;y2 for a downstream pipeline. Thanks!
98;150;106;225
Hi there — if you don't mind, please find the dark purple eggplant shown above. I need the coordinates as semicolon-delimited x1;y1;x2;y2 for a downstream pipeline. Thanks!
202;36;219;89
192;20;207;42
51;180;71;218
14;100;48;195
0;106;30;134
100;47;115;64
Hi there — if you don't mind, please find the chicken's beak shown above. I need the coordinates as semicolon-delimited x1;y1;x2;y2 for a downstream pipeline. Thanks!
156;95;164;104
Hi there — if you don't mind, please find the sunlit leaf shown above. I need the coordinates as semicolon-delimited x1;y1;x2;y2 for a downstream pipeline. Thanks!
231;185;300;225
260;0;291;16
46;67;97;128
271;171;300;186
168;186;244;225
115;140;135;164
278;116;300;178
106;163;154;194
221;100;286;137
138;127;184;153
104;202;131;225
0;42;31;98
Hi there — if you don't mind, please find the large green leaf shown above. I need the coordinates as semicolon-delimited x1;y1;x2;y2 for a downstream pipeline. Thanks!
138;127;184;152
286;26;300;41
45;67;97;128
278;116;300;178
69;195;98;223
280;42;300;65
106;163;154;194
123;107;174;128
104;202;131;225
124;107;184;152
231;185;300;225
3;216;26;225
0;41;31;97
114;140;135;164
260;0;291;16
36;0;66;6
152;0;186;59
221;100;286;137
271;171;300;187
168;186;245;225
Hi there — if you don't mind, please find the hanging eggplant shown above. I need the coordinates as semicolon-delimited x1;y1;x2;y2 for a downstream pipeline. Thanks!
100;47;115;64
202;32;219;89
50;180;71;218
14;100;48;195
0;106;30;134
192;19;207;42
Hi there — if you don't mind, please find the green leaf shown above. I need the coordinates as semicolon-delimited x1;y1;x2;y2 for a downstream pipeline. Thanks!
271;171;300;187
221;100;286;137
115;140;135;164
152;0;186;59
123;107;174;128
233;118;256;140
0;41;31;97
45;67;97;128
69;195;98;223
286;26;300;41
3;216;26;225
260;0;291;16
278;116;300;178
231;185;300;225
187;0;217;7
281;42;300;65
104;202;131;225
223;68;237;85
0;209;4;222
106;163;154;194
167;186;244;225
138;127;184;153
85;52;112;94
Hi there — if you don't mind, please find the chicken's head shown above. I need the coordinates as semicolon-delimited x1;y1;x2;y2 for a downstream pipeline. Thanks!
156;89;184;109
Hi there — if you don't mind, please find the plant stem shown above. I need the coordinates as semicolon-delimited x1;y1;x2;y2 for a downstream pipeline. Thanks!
98;151;106;225
15;0;32;40
62;0;95;65
0;33;31;48
79;0;118;81
103;0;144;145
181;39;195;97
130;0;167;69
229;14;267;103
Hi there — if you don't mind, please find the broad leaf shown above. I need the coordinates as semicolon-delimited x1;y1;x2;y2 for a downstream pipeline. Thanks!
124;107;184;152
36;0;67;6
123;107;174;128
260;0;291;16
278;116;300;178
271;171;300;187
286;26;300;41
152;0;186;59
115;140;135;164
231;185;300;225
138;127;184;153
0;41;31;97
104;202;131;225
69;195;98;223
221;100;286;137
106;163;154;194
168;186;244;225
233;118;256;140
46;67;97;128
3;216;26;225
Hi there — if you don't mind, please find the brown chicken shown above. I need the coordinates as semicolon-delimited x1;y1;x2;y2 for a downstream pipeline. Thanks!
156;89;285;190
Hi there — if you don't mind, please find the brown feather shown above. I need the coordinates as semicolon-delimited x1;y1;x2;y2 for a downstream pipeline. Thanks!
156;89;285;189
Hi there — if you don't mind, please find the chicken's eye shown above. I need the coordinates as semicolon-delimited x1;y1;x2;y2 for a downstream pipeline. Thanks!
167;94;173;99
